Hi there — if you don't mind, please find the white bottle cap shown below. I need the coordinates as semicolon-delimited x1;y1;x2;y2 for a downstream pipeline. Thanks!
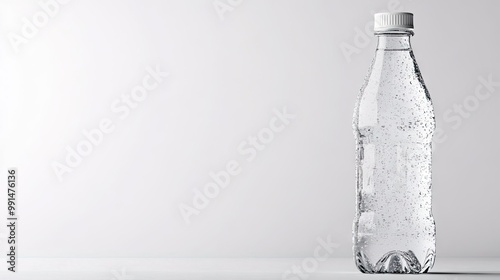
374;12;414;32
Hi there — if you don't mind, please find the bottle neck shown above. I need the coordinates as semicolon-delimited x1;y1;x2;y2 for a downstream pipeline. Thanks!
376;31;413;50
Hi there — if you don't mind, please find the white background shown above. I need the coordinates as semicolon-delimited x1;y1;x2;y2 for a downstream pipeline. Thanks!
0;0;499;259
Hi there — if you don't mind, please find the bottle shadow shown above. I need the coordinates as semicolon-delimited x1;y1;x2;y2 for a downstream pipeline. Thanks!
429;272;500;276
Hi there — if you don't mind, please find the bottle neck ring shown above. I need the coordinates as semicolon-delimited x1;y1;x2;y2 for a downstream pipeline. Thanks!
375;32;413;51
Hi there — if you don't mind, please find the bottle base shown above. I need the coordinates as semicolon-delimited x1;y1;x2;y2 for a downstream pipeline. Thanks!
355;249;435;274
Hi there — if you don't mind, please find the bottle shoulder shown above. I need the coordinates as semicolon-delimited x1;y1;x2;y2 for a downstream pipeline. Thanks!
353;50;435;142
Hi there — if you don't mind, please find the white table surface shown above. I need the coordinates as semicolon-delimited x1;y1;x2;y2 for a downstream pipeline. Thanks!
1;258;499;279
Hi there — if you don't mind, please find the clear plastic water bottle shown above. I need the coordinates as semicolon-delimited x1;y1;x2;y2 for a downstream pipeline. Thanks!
352;12;436;273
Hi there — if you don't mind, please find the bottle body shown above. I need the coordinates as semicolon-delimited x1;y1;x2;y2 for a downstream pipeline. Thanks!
353;32;436;273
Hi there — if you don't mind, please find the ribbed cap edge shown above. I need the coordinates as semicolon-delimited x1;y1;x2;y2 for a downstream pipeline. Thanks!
374;12;413;32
